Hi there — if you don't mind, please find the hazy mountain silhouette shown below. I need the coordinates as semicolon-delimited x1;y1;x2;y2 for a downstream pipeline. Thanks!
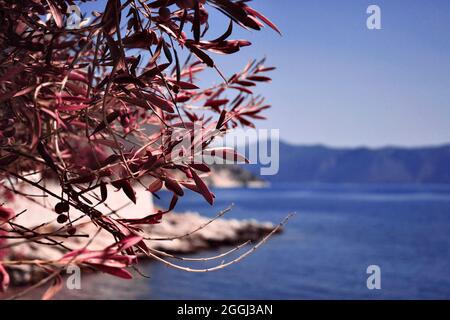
245;141;450;184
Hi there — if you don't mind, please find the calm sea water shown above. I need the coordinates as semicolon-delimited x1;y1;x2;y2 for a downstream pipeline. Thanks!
52;184;450;299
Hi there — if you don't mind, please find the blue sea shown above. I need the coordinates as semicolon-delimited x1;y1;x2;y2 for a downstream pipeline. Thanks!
54;184;450;299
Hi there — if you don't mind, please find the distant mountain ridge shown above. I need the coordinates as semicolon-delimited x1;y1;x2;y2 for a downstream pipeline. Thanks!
245;141;450;184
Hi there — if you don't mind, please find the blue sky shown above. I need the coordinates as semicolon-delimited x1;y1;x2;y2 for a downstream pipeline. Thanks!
84;1;450;147
199;0;450;147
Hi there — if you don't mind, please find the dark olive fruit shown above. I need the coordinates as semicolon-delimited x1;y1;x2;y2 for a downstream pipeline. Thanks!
54;201;70;214
78;37;88;48
172;84;180;94
67;226;76;235
159;7;171;21
57;214;68;224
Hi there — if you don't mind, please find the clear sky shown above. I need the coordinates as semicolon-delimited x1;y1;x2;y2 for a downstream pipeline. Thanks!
84;0;450;147
199;0;450;147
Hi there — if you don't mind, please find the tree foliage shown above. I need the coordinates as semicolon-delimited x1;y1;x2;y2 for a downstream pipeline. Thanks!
0;0;279;298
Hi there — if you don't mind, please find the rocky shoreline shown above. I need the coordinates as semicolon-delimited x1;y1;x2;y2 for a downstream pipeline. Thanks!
2;181;280;287
6;210;280;286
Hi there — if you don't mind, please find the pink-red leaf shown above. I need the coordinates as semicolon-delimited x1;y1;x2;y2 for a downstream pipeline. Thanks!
42;273;63;300
112;179;136;204
148;179;163;193
164;177;184;196
189;168;214;205
90;264;133;279
244;6;282;35
46;0;63;28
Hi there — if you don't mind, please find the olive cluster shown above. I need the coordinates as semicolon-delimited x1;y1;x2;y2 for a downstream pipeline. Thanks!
54;202;76;235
